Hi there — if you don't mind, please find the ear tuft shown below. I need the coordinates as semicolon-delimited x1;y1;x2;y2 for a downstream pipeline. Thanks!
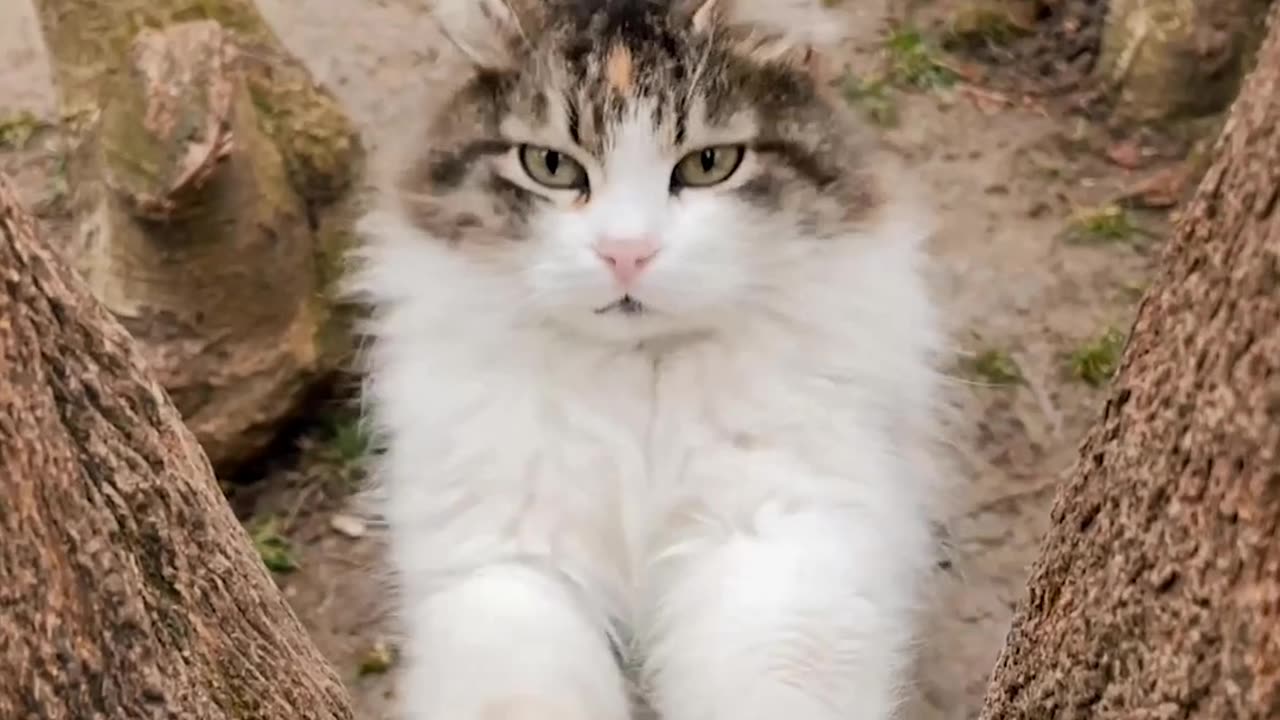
432;0;540;70
681;0;843;63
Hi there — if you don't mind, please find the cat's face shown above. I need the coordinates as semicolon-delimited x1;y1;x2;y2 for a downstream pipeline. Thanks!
396;0;885;343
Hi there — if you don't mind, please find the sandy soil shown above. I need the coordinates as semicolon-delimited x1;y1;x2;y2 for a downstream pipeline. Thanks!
0;1;1187;718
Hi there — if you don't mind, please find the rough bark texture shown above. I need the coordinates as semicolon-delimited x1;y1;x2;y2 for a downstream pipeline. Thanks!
980;6;1280;718
34;0;364;471
1097;0;1272;121
0;173;353;718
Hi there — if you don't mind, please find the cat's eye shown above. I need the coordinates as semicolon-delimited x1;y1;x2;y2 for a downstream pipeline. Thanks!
519;145;588;190
671;145;746;189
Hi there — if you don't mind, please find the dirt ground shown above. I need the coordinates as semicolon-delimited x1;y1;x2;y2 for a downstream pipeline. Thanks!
1;1;1197;718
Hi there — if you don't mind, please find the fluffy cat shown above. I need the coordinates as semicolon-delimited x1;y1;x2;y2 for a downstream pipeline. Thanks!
349;1;948;719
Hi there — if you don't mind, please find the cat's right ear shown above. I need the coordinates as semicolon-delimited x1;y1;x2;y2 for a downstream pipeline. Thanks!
432;0;542;70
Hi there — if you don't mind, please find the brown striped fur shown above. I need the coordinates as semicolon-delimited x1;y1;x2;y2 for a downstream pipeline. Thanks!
399;0;883;246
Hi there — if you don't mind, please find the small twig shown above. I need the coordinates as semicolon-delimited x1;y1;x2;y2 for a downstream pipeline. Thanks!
1010;351;1064;440
965;478;1060;517
957;82;1013;107
282;480;321;534
941;435;1004;483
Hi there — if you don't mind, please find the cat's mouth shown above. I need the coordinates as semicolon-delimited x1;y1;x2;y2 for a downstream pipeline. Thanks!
594;295;647;316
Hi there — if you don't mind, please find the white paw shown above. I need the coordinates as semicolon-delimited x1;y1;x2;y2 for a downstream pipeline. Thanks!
478;694;593;720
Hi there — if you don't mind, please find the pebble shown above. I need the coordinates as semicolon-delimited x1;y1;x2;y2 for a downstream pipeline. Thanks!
330;513;368;539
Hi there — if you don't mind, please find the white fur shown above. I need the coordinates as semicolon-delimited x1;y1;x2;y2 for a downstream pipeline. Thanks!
352;105;946;720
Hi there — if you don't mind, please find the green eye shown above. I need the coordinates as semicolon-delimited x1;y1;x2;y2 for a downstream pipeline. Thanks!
519;145;587;190
672;145;746;189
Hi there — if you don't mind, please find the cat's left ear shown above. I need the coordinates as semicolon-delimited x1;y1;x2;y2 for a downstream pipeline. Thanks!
432;0;544;70
674;0;842;66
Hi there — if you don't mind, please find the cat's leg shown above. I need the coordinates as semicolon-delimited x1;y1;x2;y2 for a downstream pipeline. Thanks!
397;561;630;720
382;429;632;720
641;457;931;720
369;352;641;720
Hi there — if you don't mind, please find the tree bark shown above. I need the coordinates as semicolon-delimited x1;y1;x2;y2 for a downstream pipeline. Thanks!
1096;0;1272;121
0;174;353;718
980;5;1280;718
33;0;364;471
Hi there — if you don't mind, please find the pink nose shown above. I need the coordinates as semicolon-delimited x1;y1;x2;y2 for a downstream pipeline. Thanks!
594;237;660;286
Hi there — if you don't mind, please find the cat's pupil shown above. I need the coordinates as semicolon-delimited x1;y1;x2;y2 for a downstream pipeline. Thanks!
700;150;715;173
545;151;561;175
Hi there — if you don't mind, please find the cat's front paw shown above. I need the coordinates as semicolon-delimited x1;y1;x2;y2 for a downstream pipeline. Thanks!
477;694;595;720
402;692;606;720
401;677;630;720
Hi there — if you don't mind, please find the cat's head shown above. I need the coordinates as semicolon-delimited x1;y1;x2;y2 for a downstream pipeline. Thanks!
388;0;898;343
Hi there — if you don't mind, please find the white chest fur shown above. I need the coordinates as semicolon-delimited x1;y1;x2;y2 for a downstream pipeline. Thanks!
372;319;932;631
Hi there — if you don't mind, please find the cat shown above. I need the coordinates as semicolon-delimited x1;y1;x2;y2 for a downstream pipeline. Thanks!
349;1;949;719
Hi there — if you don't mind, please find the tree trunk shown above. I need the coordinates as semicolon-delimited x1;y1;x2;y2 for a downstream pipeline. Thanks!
1096;0;1272;121
33;0;364;471
980;5;1280;718
0;174;353;718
